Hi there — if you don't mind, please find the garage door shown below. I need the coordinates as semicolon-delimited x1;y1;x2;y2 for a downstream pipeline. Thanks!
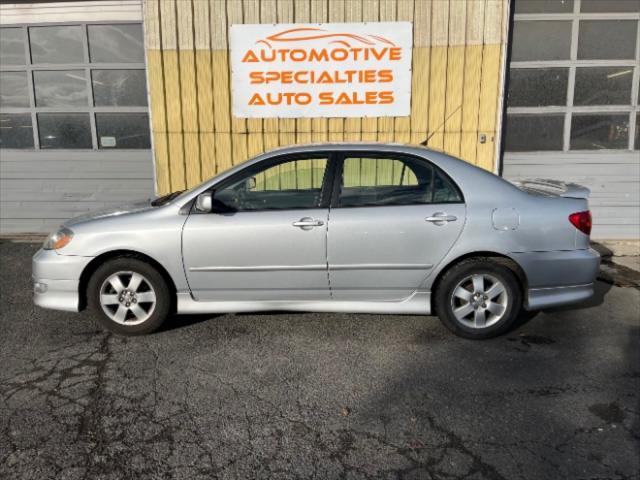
502;0;640;240
0;1;154;234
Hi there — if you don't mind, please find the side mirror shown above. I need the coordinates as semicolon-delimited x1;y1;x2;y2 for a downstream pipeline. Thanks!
194;191;212;213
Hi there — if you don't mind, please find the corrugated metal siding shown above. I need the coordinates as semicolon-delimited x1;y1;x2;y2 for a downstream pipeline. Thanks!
503;152;640;240
0;151;154;234
143;0;510;195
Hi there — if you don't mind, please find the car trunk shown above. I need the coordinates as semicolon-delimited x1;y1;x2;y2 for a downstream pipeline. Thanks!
510;178;591;200
510;179;592;250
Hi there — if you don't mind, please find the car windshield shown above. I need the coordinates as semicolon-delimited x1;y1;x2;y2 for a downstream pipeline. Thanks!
151;190;184;207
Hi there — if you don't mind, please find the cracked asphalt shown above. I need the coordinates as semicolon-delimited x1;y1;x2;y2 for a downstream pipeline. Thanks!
1;240;639;480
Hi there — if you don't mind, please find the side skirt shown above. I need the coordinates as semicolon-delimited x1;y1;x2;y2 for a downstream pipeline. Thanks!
176;291;431;315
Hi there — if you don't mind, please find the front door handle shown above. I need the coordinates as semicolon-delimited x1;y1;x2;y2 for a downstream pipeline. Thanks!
425;212;457;226
292;217;324;230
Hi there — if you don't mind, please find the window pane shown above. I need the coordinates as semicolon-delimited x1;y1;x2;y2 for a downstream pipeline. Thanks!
571;114;629;150
338;156;455;208
0;114;33;149
29;26;84;64
95;113;150;149
515;0;573;13
508;68;568;107
574;67;633;106
512;21;571;61
33;70;88;107
505;115;565;151
92;70;148;106
215;158;328;211
88;24;144;63
0;72;29;108
581;0;640;12
578;21;638;60
38;113;92;149
343;157;419;187
0;28;25;66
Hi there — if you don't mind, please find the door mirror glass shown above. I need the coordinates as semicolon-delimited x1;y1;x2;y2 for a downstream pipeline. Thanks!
194;192;212;213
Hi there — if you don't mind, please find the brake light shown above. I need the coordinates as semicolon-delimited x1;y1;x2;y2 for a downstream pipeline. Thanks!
569;211;592;236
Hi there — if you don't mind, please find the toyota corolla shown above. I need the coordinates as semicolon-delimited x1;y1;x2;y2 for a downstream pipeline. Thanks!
32;144;600;339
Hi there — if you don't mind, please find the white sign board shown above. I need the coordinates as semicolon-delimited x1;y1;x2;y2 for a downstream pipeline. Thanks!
230;22;413;118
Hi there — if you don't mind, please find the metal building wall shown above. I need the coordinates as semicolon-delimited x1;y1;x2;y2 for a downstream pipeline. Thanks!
143;0;510;195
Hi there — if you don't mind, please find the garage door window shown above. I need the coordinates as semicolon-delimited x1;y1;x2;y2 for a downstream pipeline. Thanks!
0;22;149;150
505;2;640;151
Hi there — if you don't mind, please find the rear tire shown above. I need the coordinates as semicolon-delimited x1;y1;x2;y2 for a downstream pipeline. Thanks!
435;258;522;339
87;257;171;335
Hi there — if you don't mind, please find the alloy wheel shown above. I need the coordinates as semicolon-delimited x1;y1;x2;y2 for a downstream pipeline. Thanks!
99;271;157;325
449;273;509;329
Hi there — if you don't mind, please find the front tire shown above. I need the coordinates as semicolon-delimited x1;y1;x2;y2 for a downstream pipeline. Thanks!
435;258;522;339
87;257;171;335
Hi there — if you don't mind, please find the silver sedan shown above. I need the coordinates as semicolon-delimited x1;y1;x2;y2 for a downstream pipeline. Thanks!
32;144;600;339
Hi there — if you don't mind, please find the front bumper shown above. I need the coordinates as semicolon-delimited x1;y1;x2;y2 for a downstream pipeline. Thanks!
32;249;93;312
511;248;601;310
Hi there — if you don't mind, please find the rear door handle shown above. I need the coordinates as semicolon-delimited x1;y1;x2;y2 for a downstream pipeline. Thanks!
293;217;324;230
425;213;457;225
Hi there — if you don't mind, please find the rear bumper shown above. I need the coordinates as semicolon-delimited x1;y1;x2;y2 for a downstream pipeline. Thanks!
511;248;601;310
32;249;93;312
526;283;595;310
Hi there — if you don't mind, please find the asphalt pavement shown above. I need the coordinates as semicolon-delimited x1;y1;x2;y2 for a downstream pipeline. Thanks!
1;240;639;480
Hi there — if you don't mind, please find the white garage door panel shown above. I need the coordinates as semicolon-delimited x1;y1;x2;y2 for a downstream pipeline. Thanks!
504;152;640;240
0;150;154;235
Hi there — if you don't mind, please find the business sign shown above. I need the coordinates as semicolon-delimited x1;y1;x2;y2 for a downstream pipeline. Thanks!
230;22;413;118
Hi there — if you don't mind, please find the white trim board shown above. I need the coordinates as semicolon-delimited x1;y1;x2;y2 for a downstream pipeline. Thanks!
0;1;142;25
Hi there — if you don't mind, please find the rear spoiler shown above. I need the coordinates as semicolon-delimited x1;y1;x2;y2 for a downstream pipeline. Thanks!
510;179;590;199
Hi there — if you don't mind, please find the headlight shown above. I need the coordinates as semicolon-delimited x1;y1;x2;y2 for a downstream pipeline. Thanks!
43;227;74;250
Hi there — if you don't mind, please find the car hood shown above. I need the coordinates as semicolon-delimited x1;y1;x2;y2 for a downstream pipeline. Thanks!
63;199;154;227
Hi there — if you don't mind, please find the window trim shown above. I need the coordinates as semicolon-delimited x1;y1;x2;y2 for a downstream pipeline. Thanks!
507;0;640;152
330;151;465;209
0;21;148;151
193;152;337;214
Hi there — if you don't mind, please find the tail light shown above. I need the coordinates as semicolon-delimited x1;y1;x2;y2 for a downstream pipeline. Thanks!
569;211;592;236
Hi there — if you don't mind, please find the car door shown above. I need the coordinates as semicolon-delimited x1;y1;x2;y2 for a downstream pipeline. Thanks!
182;153;333;301
327;153;466;301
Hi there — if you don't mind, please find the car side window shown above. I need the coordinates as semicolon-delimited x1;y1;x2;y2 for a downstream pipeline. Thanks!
214;157;328;211
338;155;461;207
433;168;463;203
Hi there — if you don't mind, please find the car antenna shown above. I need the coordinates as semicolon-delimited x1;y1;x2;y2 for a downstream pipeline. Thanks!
420;105;462;146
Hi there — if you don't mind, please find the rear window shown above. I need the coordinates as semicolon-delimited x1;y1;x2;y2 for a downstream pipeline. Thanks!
338;155;463;207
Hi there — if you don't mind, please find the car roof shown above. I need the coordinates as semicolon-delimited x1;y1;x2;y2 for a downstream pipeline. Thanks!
262;142;434;156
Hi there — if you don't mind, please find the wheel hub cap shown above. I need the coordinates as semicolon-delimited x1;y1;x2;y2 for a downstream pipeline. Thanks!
119;289;137;307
